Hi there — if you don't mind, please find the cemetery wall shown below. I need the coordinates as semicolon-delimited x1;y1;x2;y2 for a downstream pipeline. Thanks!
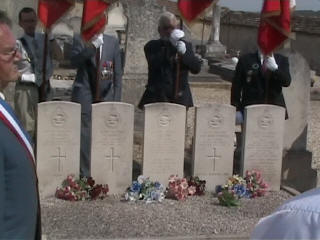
220;12;320;74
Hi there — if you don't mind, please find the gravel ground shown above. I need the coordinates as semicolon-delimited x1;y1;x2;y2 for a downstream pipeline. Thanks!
41;191;292;239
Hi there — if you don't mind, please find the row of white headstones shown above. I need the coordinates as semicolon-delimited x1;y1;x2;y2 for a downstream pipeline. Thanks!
37;101;285;198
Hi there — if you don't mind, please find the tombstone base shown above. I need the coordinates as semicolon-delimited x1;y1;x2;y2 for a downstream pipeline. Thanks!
282;150;317;192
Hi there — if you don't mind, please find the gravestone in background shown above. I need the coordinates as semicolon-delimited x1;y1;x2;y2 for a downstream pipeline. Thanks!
192;104;235;192
37;101;81;198
143;103;186;185
281;50;317;192
282;51;310;151
241;104;285;191
91;102;134;194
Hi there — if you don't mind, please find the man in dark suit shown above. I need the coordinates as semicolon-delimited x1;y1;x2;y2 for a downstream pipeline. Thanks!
71;22;122;177
0;10;41;239
231;49;291;119
138;11;201;109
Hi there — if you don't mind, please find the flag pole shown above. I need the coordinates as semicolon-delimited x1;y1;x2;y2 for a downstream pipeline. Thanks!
174;19;183;101
39;30;48;102
94;48;101;102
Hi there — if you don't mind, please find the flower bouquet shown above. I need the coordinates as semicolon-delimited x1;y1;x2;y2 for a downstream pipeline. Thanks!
166;175;206;200
167;175;190;201
217;189;241;207
55;175;109;201
125;175;166;203
216;170;269;207
187;176;206;196
245;170;269;198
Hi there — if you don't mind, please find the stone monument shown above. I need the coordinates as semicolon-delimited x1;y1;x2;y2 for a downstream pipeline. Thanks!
142;103;186;185
37;101;81;198
91;102;134;194
241;104;285;191
192;103;235;192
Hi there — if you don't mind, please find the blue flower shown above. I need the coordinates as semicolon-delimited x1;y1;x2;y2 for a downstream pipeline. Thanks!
130;181;141;193
154;181;161;189
215;185;223;194
151;191;160;200
233;184;247;198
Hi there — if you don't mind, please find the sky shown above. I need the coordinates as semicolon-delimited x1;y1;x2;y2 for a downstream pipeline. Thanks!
219;0;320;12
169;0;320;12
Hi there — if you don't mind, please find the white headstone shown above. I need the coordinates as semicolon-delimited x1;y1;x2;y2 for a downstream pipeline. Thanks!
143;103;186;185
193;104;235;192
37;101;81;198
91;102;134;194
241;104;285;191
282;51;310;151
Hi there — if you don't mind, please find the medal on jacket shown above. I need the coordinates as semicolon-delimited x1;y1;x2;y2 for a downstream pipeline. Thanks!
246;70;253;83
101;61;113;81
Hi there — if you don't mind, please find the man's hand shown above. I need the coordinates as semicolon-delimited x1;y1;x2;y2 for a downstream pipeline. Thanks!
264;56;278;71
169;29;184;46
170;29;186;55
21;73;36;83
176;41;186;55
91;33;104;49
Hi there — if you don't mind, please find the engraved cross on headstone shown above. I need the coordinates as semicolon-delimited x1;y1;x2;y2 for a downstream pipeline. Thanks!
207;147;221;172
105;147;120;172
51;147;67;173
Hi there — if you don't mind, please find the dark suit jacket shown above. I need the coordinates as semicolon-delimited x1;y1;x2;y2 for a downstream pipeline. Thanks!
71;34;123;114
231;52;291;118
0;118;40;239
138;39;201;109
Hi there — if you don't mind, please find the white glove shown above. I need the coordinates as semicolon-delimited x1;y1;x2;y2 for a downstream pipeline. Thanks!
290;0;296;8
169;29;185;46
176;41;186;55
21;73;36;83
264;56;278;71
91;33;104;49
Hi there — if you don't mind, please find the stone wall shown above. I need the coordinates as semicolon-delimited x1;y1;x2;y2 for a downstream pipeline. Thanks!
220;11;320;74
121;0;162;75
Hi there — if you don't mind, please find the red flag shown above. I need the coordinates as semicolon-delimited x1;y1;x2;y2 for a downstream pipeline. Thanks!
81;0;109;42
38;0;74;29
178;0;217;23
257;0;292;55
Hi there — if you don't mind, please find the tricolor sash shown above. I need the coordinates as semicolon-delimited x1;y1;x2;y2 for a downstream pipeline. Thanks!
0;98;35;162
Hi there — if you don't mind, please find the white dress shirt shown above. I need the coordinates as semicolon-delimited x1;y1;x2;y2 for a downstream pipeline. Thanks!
251;187;320;240
17;33;54;87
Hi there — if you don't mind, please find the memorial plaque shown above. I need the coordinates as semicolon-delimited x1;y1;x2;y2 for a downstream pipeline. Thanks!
193;104;235;192
143;103;186;185
241;104;285;191
91;102;134;194
37;101;81;198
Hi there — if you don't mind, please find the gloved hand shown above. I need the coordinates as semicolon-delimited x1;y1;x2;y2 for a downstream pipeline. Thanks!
176;41;186;55
91;33;104;49
169;29;185;47
21;73;36;83
264;56;278;71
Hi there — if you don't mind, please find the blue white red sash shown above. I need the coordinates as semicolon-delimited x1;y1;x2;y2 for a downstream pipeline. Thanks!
0;98;35;162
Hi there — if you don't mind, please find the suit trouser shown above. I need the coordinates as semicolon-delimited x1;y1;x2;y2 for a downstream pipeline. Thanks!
14;82;39;142
80;110;92;177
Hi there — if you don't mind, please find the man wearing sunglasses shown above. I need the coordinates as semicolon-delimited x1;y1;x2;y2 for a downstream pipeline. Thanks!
0;10;41;240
